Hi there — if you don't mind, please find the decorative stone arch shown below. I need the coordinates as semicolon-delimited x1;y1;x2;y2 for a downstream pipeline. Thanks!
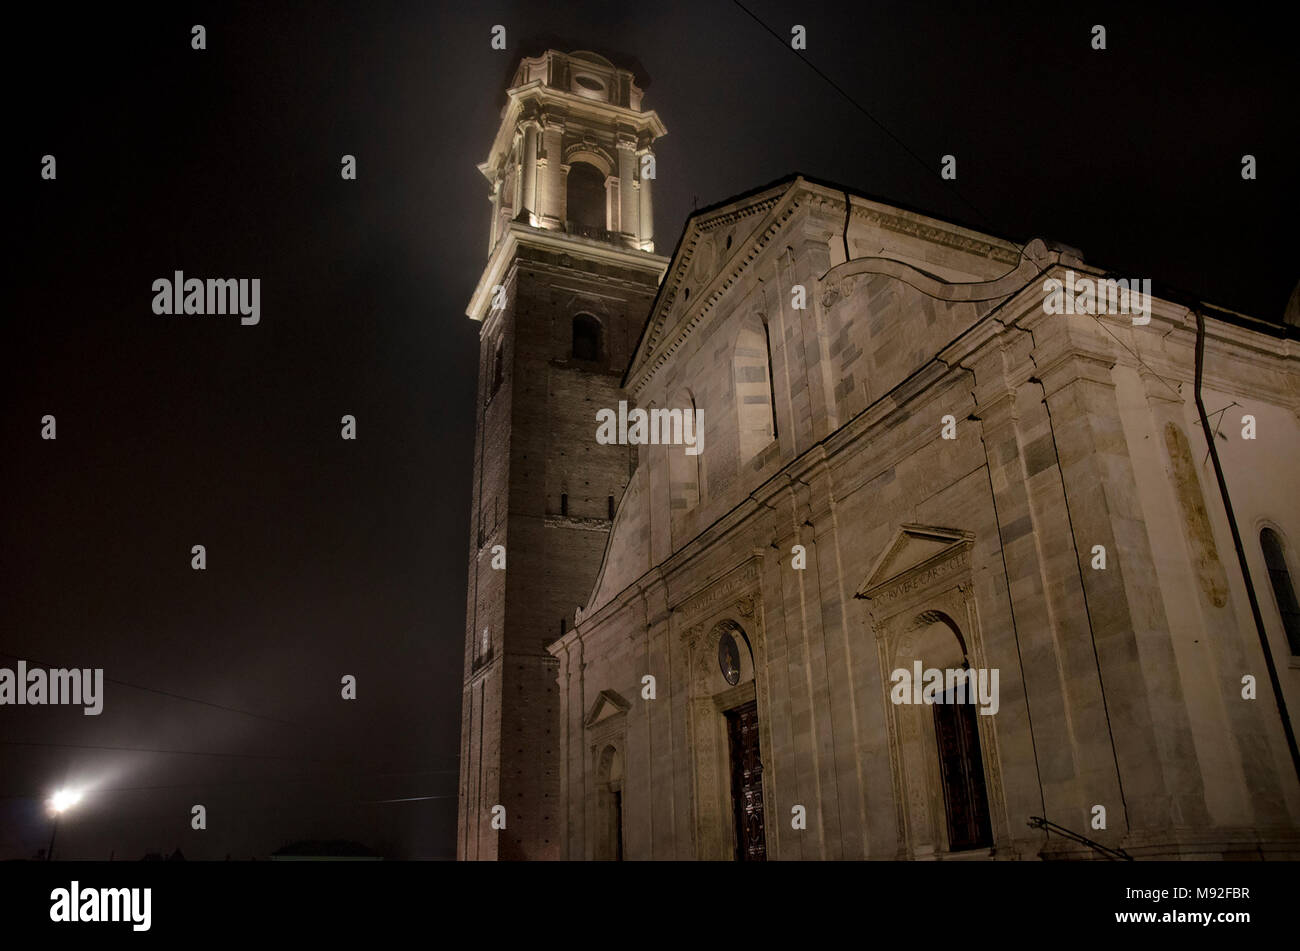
561;143;616;232
855;524;1009;859
563;143;616;177
910;608;968;653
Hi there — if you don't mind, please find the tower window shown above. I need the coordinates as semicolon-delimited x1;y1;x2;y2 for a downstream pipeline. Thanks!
490;336;505;397
566;162;607;231
1261;528;1300;656
608;495;615;520
572;314;601;361
560;493;568;517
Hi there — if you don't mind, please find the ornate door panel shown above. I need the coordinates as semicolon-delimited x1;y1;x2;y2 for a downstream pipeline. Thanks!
726;699;767;861
933;688;993;852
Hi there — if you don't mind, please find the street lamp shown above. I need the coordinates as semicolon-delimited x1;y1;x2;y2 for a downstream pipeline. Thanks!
46;789;82;861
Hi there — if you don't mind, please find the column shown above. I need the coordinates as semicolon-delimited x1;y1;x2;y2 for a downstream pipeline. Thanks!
537;120;564;228
636;148;654;251
617;134;638;240
520;121;539;223
558;164;571;230
488;180;501;252
605;175;621;233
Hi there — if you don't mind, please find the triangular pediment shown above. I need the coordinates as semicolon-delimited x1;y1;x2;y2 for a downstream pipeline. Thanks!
585;689;631;727
856;524;973;600
624;178;800;394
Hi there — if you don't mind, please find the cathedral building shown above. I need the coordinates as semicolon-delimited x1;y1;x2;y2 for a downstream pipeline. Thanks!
460;48;1300;860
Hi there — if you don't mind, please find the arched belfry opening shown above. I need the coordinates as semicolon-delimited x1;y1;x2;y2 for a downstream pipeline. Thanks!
566;162;607;232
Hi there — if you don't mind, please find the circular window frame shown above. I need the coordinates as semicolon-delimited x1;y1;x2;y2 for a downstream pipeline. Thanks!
717;631;741;686
572;73;607;99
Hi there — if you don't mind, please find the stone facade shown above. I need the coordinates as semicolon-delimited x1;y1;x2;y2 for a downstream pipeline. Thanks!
460;49;1300;861
549;176;1300;860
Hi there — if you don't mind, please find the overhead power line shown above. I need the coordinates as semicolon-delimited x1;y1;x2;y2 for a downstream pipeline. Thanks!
730;0;1002;232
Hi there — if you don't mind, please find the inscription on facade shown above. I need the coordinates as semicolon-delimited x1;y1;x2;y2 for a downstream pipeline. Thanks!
674;560;760;623
862;547;970;607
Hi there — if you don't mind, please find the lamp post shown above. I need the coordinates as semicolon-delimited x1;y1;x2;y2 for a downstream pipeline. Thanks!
47;789;82;861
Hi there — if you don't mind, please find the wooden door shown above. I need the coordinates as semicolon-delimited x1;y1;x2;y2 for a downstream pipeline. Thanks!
933;688;993;851
726;699;767;861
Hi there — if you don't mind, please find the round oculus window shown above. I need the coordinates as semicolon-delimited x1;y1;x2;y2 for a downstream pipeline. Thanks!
718;630;741;686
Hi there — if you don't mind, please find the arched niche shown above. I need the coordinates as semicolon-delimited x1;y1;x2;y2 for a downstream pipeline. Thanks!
666;387;702;516
733;315;776;464
594;743;625;860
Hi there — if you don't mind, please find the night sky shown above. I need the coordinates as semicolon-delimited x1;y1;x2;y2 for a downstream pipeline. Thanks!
4;1;1295;861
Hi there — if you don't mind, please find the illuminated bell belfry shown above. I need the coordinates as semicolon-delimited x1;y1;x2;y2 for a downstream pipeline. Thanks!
480;50;663;252
458;49;668;860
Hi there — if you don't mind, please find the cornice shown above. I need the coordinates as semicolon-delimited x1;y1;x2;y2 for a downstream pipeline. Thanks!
466;224;669;321
799;180;1023;266
669;557;762;622
481;83;666;176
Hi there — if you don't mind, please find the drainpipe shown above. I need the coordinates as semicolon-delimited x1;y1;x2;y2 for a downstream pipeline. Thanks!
1193;308;1300;785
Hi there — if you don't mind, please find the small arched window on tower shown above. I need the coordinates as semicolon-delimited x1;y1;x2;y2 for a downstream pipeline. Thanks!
1260;528;1300;656
490;336;505;398
572;313;602;362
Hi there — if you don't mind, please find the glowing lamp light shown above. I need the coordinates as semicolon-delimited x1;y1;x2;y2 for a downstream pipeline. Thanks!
49;789;82;814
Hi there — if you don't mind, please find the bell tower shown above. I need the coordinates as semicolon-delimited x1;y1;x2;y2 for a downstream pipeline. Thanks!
458;49;668;860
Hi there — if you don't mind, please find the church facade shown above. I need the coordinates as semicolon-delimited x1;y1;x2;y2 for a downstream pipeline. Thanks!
461;48;1300;861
